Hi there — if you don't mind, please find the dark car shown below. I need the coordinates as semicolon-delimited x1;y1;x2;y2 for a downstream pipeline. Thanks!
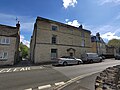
115;54;120;60
98;55;105;60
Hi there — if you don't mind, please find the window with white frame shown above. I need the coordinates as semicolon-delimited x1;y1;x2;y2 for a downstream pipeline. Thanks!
0;52;8;59
0;37;10;44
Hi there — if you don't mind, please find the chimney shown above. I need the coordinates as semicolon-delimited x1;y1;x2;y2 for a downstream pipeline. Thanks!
16;21;20;29
79;24;83;29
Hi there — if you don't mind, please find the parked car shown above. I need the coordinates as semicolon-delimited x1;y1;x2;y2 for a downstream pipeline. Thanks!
115;54;120;60
55;56;83;66
81;53;102;63
98;55;105;60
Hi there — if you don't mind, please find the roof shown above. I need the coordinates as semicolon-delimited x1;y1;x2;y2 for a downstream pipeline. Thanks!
91;36;105;44
0;24;19;37
36;16;91;33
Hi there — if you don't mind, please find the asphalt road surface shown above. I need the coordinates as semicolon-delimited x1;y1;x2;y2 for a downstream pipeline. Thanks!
0;59;120;90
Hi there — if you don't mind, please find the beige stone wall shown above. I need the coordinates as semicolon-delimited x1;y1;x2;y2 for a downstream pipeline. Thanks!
36;20;91;47
30;30;36;62
31;18;91;63
91;42;106;54
0;36;16;65
34;44;91;63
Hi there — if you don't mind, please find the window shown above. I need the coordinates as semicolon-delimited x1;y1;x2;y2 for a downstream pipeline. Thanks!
6;38;10;44
51;25;58;31
52;35;57;44
81;39;85;47
51;49;57;59
0;37;10;44
81;31;85;38
0;52;8;59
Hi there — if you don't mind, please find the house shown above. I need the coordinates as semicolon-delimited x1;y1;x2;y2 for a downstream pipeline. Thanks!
0;22;20;65
30;17;91;64
91;33;106;55
106;46;116;55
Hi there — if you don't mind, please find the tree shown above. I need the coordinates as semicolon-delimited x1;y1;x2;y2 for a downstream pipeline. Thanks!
107;39;120;54
107;39;120;47
20;42;29;58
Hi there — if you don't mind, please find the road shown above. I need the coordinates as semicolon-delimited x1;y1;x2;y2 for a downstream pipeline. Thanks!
0;59;120;90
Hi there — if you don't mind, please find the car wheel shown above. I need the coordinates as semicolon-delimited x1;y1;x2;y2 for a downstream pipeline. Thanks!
77;61;81;65
63;62;67;66
90;59;93;63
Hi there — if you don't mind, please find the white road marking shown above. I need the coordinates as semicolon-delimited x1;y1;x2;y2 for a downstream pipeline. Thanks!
56;70;102;90
6;68;12;72
0;67;31;73
20;67;31;71
38;84;51;90
25;88;32;90
13;68;19;72
0;69;4;73
55;82;65;86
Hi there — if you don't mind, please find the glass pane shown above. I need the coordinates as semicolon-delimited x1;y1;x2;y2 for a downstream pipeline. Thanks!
2;38;6;44
52;26;57;31
0;52;2;58
3;52;8;59
6;38;10;44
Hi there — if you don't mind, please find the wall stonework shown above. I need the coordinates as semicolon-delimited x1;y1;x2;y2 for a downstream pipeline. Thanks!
0;23;20;65
30;17;91;64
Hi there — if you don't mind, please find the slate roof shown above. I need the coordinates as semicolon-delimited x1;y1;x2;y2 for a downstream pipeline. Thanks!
91;36;105;44
0;24;19;37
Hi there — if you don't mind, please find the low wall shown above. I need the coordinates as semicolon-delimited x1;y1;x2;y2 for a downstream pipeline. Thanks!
95;65;120;90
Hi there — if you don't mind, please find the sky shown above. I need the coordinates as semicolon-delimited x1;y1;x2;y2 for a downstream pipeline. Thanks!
0;0;120;47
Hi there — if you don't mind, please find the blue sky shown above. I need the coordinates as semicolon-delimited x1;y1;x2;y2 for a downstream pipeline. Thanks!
0;0;120;47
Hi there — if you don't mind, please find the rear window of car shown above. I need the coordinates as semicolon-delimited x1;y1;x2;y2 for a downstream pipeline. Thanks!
87;53;98;57
61;56;70;58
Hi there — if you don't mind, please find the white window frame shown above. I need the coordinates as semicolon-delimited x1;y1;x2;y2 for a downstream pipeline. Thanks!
0;37;10;44
0;52;8;60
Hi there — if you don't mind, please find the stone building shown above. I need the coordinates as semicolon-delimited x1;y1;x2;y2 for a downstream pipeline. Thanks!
91;33;106;55
30;17;91;64
0;22;20;65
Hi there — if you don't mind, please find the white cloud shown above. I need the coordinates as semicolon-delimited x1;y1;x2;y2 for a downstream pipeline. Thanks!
20;35;30;47
66;19;80;27
63;0;77;9
101;32;120;40
98;0;120;5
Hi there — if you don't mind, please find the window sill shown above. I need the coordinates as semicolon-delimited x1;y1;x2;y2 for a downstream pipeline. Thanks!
0;44;10;45
0;59;8;61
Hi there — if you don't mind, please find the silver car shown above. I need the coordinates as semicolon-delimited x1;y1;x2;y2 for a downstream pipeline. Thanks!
81;53;102;63
56;56;83;66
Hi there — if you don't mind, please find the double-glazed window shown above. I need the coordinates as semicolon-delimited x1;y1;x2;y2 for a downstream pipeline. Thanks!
0;37;10;44
0;52;8;60
52;35;57;44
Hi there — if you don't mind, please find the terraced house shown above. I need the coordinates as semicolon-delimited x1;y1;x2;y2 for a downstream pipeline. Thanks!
30;17;91;64
91;33;106;55
0;22;20;65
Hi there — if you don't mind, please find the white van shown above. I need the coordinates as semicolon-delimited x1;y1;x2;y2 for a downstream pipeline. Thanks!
81;53;102;63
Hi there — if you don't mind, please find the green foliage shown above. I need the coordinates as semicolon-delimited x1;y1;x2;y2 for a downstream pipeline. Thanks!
20;42;29;58
107;39;120;47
